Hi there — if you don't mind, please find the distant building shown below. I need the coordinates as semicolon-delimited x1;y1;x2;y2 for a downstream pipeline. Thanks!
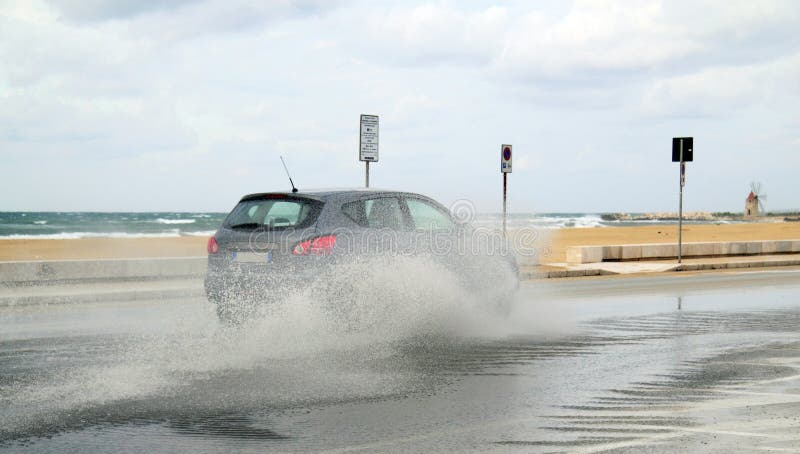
744;191;759;217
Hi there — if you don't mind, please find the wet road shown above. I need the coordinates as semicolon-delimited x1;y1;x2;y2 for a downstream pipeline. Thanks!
2;270;800;452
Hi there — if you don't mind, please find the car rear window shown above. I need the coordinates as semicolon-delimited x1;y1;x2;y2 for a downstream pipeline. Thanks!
224;198;321;230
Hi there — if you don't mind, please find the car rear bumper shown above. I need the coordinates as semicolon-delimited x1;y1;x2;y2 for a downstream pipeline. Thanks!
204;258;324;306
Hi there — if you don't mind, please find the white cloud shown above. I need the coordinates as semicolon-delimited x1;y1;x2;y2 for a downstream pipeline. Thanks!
0;0;798;211
364;3;508;65
358;1;800;82
497;1;699;77
640;52;800;116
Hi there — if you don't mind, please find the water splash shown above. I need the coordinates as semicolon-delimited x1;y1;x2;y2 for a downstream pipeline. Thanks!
1;254;523;442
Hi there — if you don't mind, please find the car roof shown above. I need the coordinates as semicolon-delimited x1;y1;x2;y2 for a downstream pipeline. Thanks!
239;188;427;202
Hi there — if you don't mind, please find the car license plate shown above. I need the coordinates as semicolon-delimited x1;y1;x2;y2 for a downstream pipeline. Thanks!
232;251;273;263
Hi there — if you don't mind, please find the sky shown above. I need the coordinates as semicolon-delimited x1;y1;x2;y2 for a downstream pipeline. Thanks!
1;0;798;213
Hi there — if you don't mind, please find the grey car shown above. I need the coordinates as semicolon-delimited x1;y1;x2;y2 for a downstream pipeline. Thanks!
205;189;519;323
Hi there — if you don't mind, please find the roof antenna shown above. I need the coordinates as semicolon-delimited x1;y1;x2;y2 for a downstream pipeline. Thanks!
280;156;299;193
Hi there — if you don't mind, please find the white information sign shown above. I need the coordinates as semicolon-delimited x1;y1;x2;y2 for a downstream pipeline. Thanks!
359;114;379;162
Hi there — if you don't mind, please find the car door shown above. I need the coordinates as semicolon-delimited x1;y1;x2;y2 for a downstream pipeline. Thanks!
402;197;463;263
403;197;503;292
340;195;413;257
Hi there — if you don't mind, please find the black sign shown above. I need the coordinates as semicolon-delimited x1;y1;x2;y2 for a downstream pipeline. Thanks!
672;137;693;162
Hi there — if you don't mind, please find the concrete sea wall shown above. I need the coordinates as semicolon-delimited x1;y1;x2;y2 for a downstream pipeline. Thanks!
566;240;800;264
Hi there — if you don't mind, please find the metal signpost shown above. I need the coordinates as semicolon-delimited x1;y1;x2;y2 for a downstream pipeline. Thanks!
672;137;693;264
500;144;512;237
359;114;379;187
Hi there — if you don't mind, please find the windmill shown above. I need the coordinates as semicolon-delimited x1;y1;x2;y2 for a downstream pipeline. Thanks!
744;181;767;217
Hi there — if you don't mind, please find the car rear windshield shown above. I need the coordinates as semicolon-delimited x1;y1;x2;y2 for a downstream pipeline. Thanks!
224;197;322;230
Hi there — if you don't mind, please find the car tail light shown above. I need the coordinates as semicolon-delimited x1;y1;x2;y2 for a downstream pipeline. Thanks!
292;235;337;255
207;236;219;254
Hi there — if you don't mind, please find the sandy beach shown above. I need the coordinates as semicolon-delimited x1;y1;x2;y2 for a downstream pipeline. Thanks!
0;237;208;261
1;222;798;263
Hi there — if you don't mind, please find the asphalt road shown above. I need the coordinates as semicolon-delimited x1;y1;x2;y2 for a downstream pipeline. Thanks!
2;270;800;452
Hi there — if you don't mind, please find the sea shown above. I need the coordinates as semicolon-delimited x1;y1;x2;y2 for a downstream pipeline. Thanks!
0;212;718;240
0;212;225;239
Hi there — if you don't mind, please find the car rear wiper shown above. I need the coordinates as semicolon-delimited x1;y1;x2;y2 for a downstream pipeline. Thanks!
228;222;262;229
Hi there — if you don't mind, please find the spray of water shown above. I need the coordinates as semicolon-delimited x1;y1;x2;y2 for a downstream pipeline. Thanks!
1;254;527;442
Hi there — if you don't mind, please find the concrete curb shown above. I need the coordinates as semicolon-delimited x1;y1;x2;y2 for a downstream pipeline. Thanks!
521;268;618;279
525;256;800;279
0;286;206;307
676;258;800;272
0;257;207;284
0;276;206;307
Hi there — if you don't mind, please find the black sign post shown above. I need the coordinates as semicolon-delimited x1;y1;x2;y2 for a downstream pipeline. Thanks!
500;145;512;238
672;137;693;264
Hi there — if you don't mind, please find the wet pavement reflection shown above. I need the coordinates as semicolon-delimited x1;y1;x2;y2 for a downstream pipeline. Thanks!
1;271;800;452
